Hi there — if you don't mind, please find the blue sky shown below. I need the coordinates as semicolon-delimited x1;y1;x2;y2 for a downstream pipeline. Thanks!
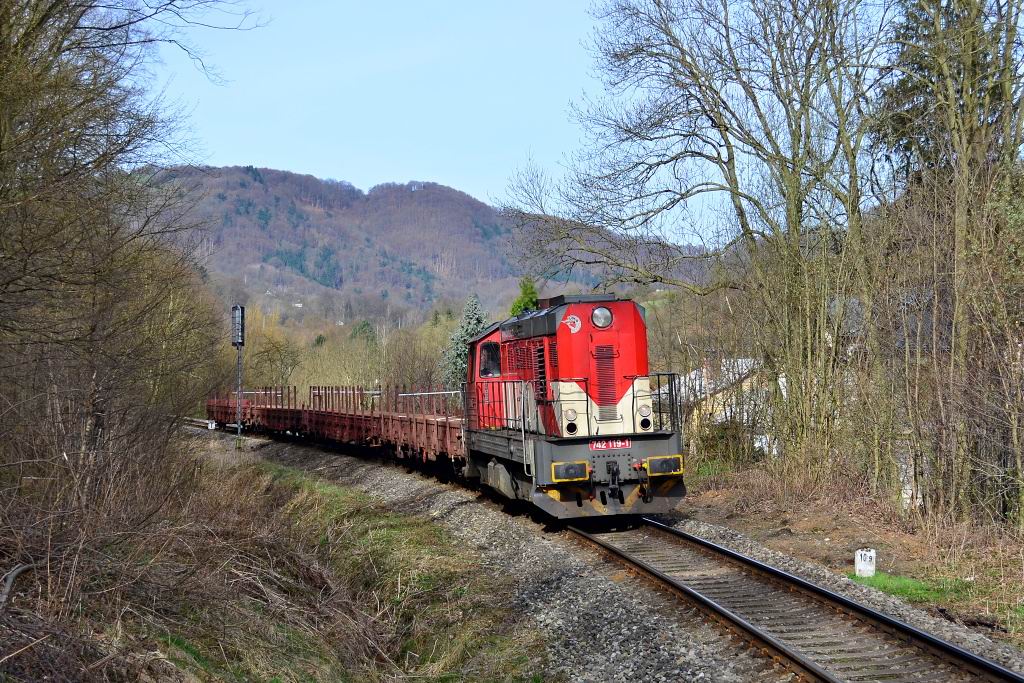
157;2;599;205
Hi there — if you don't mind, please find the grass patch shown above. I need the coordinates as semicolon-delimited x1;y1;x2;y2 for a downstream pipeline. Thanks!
849;570;970;603
160;634;214;673
154;458;546;681
693;457;732;481
683;455;735;491
2;453;546;682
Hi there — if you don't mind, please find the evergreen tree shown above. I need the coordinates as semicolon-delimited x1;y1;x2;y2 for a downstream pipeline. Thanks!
874;0;1004;176
509;276;539;316
441;294;489;388
349;319;377;345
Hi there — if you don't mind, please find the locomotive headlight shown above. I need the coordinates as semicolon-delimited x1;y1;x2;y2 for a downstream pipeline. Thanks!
591;306;613;328
552;461;590;482
638;404;652;417
645;455;684;476
564;408;578;421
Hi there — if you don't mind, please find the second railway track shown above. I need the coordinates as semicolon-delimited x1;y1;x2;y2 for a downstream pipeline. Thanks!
570;517;1024;683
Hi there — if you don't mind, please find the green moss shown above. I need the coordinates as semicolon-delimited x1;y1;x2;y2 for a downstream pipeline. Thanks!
160;634;213;673
849;570;970;603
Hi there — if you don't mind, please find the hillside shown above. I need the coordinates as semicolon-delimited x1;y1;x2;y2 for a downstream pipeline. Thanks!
162;165;531;323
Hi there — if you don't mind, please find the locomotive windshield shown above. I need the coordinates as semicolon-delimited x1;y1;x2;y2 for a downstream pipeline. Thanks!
479;342;501;378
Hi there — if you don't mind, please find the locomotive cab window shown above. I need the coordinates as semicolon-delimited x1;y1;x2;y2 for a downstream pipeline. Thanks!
479;342;501;378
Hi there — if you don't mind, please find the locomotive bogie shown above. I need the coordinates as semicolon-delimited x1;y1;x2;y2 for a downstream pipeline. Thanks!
531;478;688;518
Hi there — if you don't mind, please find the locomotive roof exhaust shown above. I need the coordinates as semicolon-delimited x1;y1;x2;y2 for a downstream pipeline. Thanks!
535;294;621;308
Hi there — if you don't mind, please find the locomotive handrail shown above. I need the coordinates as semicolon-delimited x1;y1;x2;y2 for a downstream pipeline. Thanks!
625;372;680;434
463;374;681;439
519;384;534;478
466;378;547;434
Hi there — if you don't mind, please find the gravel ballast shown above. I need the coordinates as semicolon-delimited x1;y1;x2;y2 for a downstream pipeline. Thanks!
661;515;1024;675
208;433;789;683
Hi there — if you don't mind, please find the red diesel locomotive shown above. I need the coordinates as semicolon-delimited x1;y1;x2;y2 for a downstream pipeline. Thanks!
464;294;685;517
207;294;686;518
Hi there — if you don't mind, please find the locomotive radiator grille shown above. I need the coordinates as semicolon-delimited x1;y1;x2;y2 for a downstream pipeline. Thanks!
534;345;547;399
595;345;617;421
512;345;528;371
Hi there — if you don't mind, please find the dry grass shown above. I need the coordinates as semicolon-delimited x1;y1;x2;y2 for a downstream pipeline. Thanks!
687;449;878;516
913;520;1024;641
1;448;544;681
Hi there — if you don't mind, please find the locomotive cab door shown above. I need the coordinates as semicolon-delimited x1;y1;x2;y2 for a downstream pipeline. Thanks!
469;332;506;430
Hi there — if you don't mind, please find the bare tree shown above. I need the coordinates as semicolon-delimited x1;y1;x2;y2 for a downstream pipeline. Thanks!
0;0;258;631
514;0;1024;526
508;0;889;476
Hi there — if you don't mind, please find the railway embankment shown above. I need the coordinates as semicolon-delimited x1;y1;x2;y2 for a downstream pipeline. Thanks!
184;428;1024;681
1;430;543;681
166;430;549;681
242;433;795;682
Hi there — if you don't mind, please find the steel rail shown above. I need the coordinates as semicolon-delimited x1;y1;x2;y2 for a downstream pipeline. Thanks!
567;524;842;683
639;516;1024;683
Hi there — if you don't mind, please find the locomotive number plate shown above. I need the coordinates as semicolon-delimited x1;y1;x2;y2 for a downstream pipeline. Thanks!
589;438;631;451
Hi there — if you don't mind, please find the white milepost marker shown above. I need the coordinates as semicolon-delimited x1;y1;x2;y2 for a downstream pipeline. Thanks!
855;548;876;578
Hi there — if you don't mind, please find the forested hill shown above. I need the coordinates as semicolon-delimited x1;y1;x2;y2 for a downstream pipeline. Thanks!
164;165;527;322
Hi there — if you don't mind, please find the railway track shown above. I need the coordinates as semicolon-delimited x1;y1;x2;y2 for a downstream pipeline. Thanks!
570;518;1024;683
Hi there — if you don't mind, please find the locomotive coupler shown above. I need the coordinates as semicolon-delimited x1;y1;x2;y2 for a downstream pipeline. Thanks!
633;462;653;503
606;461;621;498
